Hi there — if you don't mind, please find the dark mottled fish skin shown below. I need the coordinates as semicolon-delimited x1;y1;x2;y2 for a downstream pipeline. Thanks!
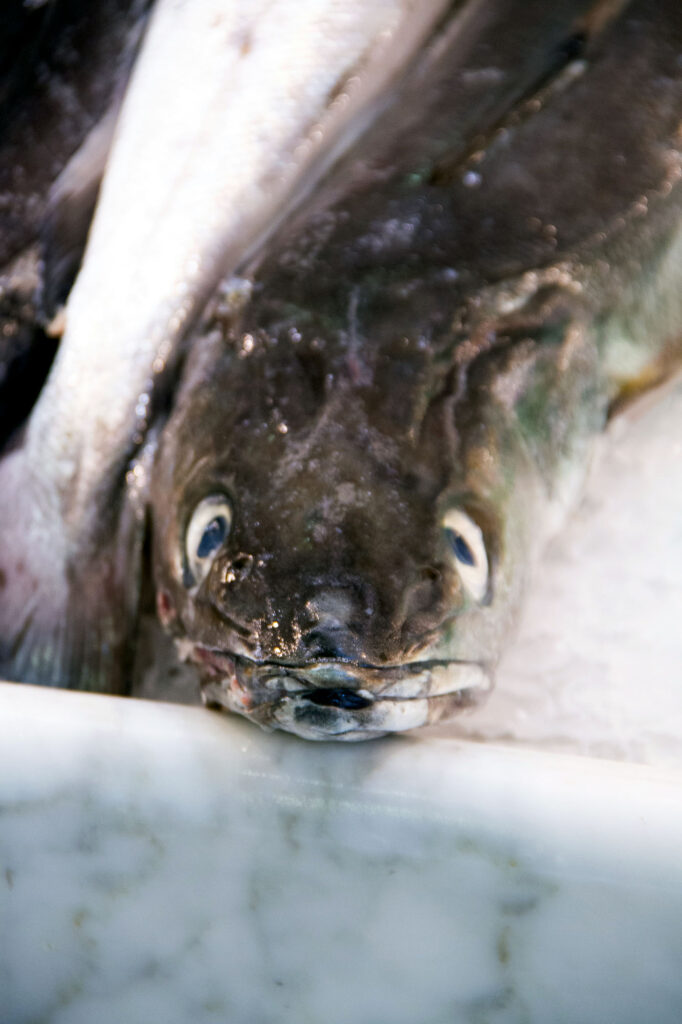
0;0;148;446
151;0;682;739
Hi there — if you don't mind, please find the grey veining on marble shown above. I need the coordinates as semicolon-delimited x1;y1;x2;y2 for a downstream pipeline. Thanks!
1;682;681;1024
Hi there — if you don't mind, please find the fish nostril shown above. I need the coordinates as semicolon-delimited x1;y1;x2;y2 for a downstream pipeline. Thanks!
305;688;373;710
221;553;253;585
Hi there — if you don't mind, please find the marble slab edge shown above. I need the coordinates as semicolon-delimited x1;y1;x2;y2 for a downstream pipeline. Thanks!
1;681;681;1024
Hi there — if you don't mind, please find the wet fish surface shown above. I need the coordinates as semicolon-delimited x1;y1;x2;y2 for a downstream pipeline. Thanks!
2;0;682;741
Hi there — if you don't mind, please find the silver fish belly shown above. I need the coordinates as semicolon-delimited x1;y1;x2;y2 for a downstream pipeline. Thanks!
150;0;682;739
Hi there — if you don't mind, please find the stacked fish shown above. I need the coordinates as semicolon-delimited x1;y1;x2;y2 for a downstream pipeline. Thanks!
0;0;680;739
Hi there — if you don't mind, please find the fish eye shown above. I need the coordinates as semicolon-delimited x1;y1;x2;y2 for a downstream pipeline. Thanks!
442;508;489;602
185;494;232;585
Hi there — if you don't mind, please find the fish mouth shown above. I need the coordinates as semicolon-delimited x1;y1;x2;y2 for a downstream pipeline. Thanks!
189;644;492;741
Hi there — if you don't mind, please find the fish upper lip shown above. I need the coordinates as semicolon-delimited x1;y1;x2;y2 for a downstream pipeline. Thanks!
190;642;491;703
192;642;483;675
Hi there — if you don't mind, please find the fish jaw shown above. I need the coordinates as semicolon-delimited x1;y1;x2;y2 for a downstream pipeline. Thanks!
189;644;492;741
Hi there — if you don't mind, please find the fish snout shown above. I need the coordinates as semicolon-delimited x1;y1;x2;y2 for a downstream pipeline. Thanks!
299;586;372;662
300;629;361;661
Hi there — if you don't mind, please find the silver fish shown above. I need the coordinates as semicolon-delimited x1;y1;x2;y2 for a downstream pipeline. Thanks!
149;0;682;739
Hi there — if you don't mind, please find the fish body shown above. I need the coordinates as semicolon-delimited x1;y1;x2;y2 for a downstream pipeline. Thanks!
150;0;682;738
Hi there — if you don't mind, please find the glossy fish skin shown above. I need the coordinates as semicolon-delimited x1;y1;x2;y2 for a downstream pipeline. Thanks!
151;0;682;739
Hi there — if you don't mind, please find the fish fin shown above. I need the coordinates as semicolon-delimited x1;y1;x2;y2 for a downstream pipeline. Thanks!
0;444;147;694
2;583;132;695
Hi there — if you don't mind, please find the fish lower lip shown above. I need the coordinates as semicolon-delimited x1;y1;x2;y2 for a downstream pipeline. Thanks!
192;645;492;740
304;687;374;710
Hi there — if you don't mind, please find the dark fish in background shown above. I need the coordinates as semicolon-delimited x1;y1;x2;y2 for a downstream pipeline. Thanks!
0;0;148;443
2;0;682;741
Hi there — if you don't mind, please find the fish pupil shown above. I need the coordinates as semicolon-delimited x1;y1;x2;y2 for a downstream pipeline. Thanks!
197;516;227;558
448;529;475;567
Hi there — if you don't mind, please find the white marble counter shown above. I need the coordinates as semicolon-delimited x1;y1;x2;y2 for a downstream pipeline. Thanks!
4;367;682;1024
1;681;681;1024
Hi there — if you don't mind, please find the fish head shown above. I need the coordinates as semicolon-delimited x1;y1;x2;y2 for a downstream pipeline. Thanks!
151;301;541;741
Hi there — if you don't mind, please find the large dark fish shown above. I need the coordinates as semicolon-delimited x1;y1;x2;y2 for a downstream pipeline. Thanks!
150;0;682;739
